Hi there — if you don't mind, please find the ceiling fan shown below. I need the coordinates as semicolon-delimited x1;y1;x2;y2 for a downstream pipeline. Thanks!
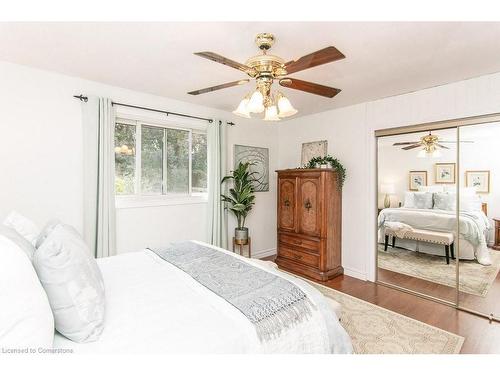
393;131;473;158
188;33;345;121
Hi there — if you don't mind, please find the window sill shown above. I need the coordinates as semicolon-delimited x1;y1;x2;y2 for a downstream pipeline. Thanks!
115;195;208;209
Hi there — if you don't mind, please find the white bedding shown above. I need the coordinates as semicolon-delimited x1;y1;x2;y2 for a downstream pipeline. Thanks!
378;208;492;265
53;241;352;354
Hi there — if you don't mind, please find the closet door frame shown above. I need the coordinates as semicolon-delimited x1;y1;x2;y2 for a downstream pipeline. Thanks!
374;112;500;321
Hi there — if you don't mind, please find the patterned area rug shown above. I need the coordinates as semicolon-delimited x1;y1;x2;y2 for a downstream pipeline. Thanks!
378;245;500;297
309;281;464;354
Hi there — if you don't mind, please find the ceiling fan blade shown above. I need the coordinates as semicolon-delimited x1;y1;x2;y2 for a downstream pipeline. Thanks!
393;142;419;146
279;78;341;98
194;52;255;75
439;140;475;143
187;79;250;95
435;143;450;149
402;144;422;150
285;46;345;74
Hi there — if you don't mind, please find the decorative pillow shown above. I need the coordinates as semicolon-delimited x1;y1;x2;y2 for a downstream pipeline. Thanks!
413;192;433;209
403;192;416;208
3;211;40;246
433;192;456;211
0;224;36;261
418;185;444;193
35;219;72;248
0;235;54;347
461;194;482;212
34;224;105;343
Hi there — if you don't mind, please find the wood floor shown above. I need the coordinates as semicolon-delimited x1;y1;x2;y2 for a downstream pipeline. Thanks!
263;256;500;354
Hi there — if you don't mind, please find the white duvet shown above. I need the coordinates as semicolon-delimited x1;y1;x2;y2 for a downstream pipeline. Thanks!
378;208;492;265
53;241;352;354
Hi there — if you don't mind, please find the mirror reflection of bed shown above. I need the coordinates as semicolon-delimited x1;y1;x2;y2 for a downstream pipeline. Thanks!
376;124;500;316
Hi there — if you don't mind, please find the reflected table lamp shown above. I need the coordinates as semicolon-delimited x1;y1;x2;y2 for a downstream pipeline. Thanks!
380;183;395;208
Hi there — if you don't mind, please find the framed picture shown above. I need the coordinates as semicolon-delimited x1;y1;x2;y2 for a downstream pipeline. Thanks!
234;144;269;192
301;140;328;166
465;170;490;193
409;171;428;191
435;163;456;184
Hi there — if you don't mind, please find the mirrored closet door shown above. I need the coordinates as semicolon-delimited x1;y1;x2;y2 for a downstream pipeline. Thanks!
376;127;459;303
458;121;500;319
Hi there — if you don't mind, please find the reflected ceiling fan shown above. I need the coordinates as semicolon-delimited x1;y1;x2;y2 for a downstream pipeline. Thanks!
188;33;345;121
393;131;473;158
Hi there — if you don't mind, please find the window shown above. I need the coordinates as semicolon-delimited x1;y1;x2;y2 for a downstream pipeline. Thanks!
114;120;207;200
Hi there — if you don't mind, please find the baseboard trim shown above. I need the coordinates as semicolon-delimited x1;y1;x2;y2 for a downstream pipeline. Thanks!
252;247;277;259
344;267;367;281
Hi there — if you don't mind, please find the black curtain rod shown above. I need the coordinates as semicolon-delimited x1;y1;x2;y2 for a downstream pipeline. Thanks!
73;95;235;126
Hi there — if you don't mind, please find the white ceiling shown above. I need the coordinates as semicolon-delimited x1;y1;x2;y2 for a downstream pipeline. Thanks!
2;22;500;118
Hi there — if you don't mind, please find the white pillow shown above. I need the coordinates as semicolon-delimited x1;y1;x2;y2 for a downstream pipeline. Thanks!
403;192;416;208
443;185;456;193
461;194;482;212
413;192;433;209
418;185;444;193
0;224;36;261
3;211;40;246
433;192;456;211
0;235;54;348
34;224;105;343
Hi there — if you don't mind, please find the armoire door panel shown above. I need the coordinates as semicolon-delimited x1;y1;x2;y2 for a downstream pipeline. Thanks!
278;178;297;232
298;178;321;237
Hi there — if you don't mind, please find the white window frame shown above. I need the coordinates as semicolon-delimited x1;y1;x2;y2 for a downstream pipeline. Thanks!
114;115;208;208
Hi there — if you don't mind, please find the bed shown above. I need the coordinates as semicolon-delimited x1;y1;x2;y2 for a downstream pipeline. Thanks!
52;241;353;354
378;207;492;265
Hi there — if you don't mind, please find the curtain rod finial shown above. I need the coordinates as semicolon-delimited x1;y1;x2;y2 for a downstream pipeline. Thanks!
73;94;88;102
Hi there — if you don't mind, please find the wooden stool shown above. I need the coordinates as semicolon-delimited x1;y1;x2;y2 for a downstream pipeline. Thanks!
232;237;251;258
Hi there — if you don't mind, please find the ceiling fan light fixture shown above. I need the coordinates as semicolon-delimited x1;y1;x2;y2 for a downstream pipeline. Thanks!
432;149;442;158
247;90;265;113
417;149;427;158
264;105;280;122
232;97;251;118
277;93;298;118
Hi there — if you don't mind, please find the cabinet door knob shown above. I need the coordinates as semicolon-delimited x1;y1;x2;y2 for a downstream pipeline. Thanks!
284;199;290;207
304;199;312;210
293;254;302;260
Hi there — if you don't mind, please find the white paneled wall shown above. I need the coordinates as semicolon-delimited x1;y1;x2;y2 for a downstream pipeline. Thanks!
278;71;500;281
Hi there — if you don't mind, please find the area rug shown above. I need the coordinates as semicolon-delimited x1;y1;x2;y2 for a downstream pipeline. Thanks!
309;280;465;354
378;245;500;297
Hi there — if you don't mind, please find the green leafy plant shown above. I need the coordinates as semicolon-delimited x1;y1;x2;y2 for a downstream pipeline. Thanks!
305;155;347;189
221;162;257;229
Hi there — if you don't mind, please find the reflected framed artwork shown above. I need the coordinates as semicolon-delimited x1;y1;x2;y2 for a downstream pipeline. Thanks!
409;171;427;191
465;170;490;193
435;163;456;184
301;140;328;166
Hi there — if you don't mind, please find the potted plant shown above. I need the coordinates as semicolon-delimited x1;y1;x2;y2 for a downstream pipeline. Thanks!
221;162;256;245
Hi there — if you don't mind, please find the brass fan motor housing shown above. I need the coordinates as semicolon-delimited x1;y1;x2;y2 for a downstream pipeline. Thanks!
245;54;288;79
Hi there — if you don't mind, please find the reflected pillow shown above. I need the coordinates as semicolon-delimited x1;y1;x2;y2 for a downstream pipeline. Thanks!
413;192;433;209
418;185;444;193
461;194;482;212
433;192;456;211
34;224;105;343
403;192;416;208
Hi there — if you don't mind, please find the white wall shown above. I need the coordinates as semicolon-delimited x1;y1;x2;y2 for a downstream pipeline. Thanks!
0;61;279;257
278;71;500;281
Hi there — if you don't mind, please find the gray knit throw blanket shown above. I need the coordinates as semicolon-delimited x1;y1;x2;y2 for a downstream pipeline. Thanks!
149;241;314;341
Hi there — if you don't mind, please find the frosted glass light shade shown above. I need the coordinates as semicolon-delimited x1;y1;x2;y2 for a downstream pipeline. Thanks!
247;91;264;113
232;98;251;118
277;95;298;117
417;149;427;158
264;105;280;121
432;149;442;158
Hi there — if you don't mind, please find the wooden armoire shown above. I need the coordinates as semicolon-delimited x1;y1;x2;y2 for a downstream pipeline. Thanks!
275;168;343;281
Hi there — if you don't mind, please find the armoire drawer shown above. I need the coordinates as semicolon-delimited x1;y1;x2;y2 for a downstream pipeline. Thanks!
279;233;320;253
278;246;319;267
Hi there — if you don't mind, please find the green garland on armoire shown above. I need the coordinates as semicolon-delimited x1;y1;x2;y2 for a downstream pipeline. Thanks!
305;155;346;189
